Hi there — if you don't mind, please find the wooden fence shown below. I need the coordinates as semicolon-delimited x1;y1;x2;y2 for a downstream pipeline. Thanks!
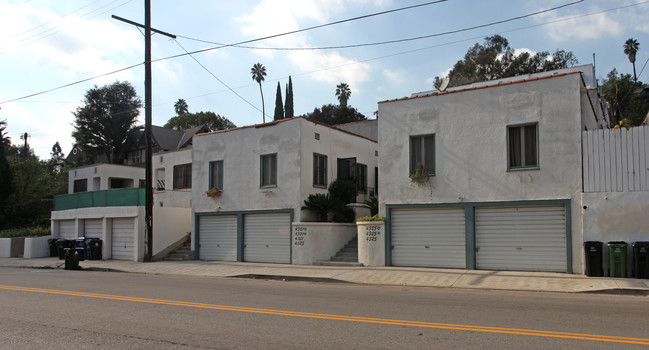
582;125;649;192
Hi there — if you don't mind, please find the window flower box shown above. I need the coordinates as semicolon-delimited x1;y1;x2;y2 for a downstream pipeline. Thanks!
205;188;222;198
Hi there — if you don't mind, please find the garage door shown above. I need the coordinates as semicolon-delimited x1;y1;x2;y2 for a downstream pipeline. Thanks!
243;213;291;263
391;208;466;268
58;220;76;240
198;215;238;261
111;218;135;260
475;205;567;272
83;219;103;239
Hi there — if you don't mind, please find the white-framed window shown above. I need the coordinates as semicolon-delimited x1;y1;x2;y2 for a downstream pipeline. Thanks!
260;153;277;187
508;123;538;170
209;160;224;190
410;134;435;175
313;153;327;188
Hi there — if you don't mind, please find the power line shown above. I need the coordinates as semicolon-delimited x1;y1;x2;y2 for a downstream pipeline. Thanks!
1;0;643;105
176;0;584;52
173;40;265;117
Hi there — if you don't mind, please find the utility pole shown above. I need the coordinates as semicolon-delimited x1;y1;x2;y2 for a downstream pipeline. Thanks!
112;2;175;262
20;132;29;158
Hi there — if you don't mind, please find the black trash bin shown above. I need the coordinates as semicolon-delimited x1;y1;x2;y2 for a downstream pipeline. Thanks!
47;239;58;257
608;241;628;278
75;238;88;261
56;239;72;260
87;239;102;260
64;248;80;270
584;241;603;277
633;242;649;279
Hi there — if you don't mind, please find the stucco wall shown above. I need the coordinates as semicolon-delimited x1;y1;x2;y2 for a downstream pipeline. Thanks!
68;164;144;193
153;207;191;254
291;222;357;264
582;192;649;275
192;119;303;217
153;148;193;208
24;235;52;258
378;74;587;272
192;117;378;222
582;191;649;243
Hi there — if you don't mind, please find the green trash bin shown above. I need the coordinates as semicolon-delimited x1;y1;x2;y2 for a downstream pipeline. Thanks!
607;241;628;278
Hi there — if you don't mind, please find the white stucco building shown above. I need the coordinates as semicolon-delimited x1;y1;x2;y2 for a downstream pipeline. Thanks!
191;117;378;264
377;66;616;274
50;148;194;261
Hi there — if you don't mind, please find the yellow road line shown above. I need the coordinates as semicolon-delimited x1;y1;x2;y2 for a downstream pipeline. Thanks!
2;284;648;345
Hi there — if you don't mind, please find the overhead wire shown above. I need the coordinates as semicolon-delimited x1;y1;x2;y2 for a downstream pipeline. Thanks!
175;0;584;52
173;40;266;117
1;0;642;106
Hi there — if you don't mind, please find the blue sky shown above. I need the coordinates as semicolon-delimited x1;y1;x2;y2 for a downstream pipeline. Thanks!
1;0;648;159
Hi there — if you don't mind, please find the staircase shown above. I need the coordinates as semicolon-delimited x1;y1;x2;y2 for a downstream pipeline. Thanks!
315;237;363;267
164;238;194;261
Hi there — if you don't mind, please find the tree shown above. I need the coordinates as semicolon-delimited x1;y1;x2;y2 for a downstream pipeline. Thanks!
164;111;236;131
72;81;142;165
165;100;236;131
250;63;267;123
335;83;351;108
600;68;649;127
174;98;189;115
285;76;294;118
305;104;367;125
434;35;578;88
623;38;640;81
49;142;64;172
274;82;284;121
0;120;13;211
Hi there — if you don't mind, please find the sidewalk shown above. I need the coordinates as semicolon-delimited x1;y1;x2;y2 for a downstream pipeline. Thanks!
2;257;648;295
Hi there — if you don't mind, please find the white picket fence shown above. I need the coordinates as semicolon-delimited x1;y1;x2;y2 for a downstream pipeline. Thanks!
582;125;649;192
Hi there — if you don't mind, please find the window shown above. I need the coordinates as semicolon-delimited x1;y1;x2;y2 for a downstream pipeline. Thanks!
313;153;327;187
260;154;277;187
209;160;224;190
355;163;367;193
410;134;435;175
337;157;356;181
508;124;538;170
173;163;192;189
73;179;87;193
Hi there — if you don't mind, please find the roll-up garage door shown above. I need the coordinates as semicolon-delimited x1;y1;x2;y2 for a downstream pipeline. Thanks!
198;215;238;261
475;205;567;272
58;220;76;240
83;219;103;239
391;208;466;268
243;213;291;264
111;218;135;260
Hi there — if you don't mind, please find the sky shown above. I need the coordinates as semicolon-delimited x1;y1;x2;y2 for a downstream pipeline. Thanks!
1;0;648;160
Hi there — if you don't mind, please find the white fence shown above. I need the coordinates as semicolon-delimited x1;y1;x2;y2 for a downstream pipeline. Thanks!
582;126;649;192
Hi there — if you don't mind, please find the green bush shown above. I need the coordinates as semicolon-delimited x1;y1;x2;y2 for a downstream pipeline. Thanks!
357;214;386;222
333;206;356;223
0;226;51;238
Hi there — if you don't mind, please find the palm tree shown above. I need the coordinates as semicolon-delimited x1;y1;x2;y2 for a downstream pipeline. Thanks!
250;63;267;123
623;38;640;81
335;83;351;108
0;119;11;150
174;99;188;115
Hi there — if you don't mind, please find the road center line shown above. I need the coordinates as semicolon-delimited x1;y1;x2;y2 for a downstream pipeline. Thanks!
2;284;648;345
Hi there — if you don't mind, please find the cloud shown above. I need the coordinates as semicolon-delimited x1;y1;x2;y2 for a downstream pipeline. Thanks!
382;68;405;85
235;0;378;86
0;3;141;82
535;6;622;41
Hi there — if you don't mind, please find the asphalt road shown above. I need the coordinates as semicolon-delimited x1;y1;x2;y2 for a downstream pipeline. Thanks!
1;267;648;349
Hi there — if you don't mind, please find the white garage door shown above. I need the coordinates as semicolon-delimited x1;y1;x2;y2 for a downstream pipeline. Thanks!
199;215;238;261
58;220;76;240
83;219;103;239
111;218;135;260
475;205;567;272
243;213;291;264
391;208;466;268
